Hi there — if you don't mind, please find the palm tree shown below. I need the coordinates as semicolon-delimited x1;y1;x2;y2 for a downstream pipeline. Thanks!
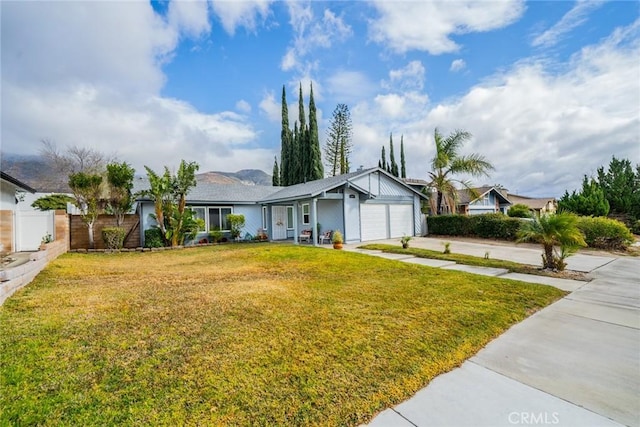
516;212;586;270
427;128;494;215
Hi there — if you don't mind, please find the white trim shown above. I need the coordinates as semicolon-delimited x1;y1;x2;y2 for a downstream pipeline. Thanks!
302;203;310;225
286;206;294;230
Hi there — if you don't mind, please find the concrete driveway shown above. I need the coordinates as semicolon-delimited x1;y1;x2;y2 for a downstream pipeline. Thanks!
361;239;639;427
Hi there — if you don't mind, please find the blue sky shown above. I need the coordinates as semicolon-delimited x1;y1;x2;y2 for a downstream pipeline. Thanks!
2;0;638;197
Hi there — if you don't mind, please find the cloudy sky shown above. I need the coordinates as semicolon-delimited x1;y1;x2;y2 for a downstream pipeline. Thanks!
2;0;638;197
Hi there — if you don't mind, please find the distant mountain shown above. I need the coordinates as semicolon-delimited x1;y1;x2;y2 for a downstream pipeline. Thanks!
207;169;273;186
2;152;274;191
1;152;69;192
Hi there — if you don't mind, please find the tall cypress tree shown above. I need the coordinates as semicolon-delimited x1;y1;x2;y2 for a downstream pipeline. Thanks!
290;122;300;185
272;157;280;186
389;133;399;177
381;146;387;172
298;84;308;183
308;82;323;180
280;85;291;186
400;134;406;179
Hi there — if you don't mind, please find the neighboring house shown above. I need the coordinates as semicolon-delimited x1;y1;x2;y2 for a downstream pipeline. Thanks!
456;186;511;215
507;193;557;216
0;172;36;252
135;167;427;246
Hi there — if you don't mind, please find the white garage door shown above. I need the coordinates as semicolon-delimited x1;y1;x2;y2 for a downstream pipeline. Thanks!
389;205;413;238
360;204;388;241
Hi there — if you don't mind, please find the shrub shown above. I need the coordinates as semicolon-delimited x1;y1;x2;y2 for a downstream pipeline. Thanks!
631;220;640;235
472;213;521;240
209;230;224;243
427;215;473;236
507;204;531;218
576;216;634;250
226;214;246;240
427;213;522;240
102;227;126;250
144;228;165;248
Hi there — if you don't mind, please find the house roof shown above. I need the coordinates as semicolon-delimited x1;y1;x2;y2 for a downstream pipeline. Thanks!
261;167;428;203
457;186;510;205
0;171;36;193
133;177;282;204
133;167;426;205
508;194;556;210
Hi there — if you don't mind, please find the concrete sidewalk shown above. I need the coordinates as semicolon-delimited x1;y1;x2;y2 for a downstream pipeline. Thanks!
352;239;639;427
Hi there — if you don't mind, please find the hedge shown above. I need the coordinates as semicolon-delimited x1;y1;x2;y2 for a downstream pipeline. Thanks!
427;213;523;241
576;216;634;250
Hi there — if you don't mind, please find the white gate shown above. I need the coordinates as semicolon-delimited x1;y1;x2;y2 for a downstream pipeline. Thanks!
16;210;55;251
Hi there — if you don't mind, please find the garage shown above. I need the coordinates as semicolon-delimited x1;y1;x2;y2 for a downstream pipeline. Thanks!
360;204;414;242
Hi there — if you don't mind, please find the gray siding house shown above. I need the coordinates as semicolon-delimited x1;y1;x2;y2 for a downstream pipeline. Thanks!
136;167;426;246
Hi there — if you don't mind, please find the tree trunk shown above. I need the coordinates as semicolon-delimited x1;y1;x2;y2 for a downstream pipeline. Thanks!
88;222;95;249
543;244;555;269
437;191;443;215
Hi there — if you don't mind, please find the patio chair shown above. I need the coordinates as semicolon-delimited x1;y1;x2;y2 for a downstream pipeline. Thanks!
318;230;332;244
299;229;312;243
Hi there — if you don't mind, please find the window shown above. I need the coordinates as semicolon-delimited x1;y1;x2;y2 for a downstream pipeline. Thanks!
302;203;310;225
189;207;206;231
262;206;268;230
477;195;491;206
286;206;294;229
208;207;232;231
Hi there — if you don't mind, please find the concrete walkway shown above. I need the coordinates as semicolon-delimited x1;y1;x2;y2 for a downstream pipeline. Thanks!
348;238;639;427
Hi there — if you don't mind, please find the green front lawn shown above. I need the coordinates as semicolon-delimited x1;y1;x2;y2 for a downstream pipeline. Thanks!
0;244;565;425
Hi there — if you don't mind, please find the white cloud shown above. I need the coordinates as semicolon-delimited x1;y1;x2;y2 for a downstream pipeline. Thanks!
385;61;426;91
350;19;639;197
0;1;276;175
259;91;281;122
326;70;377;103
450;59;466;72
532;0;605;48
209;0;272;35
369;0;525;54
236;99;252;114
168;0;211;39
281;3;352;71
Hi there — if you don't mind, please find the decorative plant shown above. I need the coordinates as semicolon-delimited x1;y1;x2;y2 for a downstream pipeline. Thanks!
41;233;53;244
442;241;451;254
227;214;246;240
400;235;412;249
209;229;223;243
332;230;344;249
102;227;126;251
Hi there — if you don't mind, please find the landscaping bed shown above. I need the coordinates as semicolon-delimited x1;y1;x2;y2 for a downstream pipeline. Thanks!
0;244;565;425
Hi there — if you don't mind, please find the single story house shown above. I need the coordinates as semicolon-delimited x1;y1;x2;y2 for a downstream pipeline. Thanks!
456;186;511;215
135;167;427;246
0;172;36;252
507;193;557;216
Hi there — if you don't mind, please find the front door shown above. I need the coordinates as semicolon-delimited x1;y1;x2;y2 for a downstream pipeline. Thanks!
271;206;287;240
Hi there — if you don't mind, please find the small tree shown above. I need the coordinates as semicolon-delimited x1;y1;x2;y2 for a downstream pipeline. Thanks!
31;194;75;211
227;214;246;240
106;162;135;227
400;135;406;179
507;204;532;218
68;172;103;249
171;160;199;247
516;212;586;271
142;166;174;246
272;157;280;186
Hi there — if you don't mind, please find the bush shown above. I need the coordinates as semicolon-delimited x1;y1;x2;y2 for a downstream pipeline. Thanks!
507;204;531;218
427;215;474;236
226;214;246;240
471;213;521;240
209;230;223;243
576;216;634;250
102;227;126;250
427;213;523;240
631;220;640;235
144;228;165;248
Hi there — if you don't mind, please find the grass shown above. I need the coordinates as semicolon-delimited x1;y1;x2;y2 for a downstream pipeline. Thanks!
359;243;584;279
0;244;565;426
